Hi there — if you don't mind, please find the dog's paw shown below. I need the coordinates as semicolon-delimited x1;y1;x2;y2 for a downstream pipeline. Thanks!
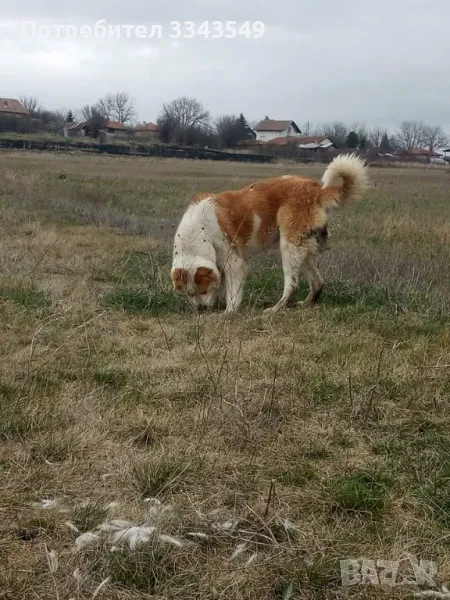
263;306;279;317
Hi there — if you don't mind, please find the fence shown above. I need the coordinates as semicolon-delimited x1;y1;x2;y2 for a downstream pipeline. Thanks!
0;136;275;164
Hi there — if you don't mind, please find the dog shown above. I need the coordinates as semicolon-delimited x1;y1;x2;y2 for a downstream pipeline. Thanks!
171;154;368;314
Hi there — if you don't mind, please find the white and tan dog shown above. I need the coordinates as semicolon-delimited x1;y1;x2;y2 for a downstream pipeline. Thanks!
171;154;368;314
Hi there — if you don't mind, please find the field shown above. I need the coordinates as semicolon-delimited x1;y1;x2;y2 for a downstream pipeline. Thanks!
1;151;449;600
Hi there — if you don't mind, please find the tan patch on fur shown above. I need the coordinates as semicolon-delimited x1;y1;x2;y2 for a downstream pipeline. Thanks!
172;268;189;290
212;176;330;247
194;267;217;294
194;267;217;295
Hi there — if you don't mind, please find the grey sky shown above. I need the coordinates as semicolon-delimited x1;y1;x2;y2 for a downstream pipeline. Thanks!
1;0;449;131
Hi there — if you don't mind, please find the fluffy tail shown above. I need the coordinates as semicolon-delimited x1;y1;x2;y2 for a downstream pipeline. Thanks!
320;153;368;207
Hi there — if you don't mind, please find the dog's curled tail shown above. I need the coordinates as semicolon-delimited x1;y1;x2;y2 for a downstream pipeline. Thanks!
320;153;368;207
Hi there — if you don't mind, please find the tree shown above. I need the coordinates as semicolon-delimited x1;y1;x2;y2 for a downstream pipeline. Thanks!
97;92;136;125
237;113;249;130
20;95;39;115
346;130;359;149
236;113;254;140
396;121;425;150
422;125;448;152
380;132;393;152
81;104;107;138
66;110;75;123
369;127;387;148
157;97;210;145
321;122;349;147
215;115;243;148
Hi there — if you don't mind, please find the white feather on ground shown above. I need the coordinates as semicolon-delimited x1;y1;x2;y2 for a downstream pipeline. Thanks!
74;532;100;552
110;526;156;550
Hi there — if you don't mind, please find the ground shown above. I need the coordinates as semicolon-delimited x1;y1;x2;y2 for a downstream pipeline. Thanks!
0;151;449;600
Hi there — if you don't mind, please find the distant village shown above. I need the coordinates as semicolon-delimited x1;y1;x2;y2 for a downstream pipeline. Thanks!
1;95;449;164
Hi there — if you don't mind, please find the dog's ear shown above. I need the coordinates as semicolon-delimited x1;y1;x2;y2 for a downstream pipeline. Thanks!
172;268;189;290
194;267;217;294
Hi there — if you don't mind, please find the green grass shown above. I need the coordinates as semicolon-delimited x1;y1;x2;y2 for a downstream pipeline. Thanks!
328;472;391;514
0;284;48;310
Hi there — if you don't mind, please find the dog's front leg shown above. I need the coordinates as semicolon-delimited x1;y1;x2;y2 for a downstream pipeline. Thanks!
223;253;247;314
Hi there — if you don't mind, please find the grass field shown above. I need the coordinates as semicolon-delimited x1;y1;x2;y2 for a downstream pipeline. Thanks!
1;151;449;600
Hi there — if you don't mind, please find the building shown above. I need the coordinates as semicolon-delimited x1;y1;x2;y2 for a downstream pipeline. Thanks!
66;121;89;137
254;119;301;142
264;134;337;151
133;122;160;143
67;120;130;139
406;148;441;163
100;121;130;139
0;98;29;118
296;135;336;150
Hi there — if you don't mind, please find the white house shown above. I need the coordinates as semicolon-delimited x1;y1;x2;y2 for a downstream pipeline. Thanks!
254;119;301;142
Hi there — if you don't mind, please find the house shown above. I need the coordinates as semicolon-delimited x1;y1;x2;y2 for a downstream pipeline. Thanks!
0;98;29;118
100;120;130;140
266;136;303;147
66;121;89;137
254;119;301;142
296;135;336;150
243;127;257;140
265;134;337;151
406;148;441;163
133;122;160;143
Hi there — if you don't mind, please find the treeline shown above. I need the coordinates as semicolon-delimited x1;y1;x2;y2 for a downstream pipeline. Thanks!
1;92;448;152
302;121;448;152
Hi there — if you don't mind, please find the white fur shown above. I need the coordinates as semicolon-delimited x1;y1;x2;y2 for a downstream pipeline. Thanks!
321;153;368;199
172;198;232;307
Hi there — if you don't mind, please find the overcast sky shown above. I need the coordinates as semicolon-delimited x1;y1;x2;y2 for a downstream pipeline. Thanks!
1;0;449;131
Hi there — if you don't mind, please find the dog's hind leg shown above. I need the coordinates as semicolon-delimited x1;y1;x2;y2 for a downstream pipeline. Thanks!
264;236;308;315
299;252;324;306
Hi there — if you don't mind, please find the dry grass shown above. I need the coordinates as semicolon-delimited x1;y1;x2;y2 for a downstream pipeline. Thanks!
1;151;449;599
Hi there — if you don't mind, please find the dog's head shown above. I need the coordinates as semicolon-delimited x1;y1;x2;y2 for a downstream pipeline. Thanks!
171;265;220;308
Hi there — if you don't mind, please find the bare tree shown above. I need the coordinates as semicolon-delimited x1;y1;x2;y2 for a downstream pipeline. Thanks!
162;96;210;129
369;127;388;148
321;122;349;147
422;125;449;152
97;92;136;125
215;115;244;148
20;96;39;115
300;121;323;137
81;104;108;138
395;121;425;150
351;123;369;149
158;97;210;145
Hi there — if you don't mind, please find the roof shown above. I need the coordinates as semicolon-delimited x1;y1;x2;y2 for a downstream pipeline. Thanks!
134;122;160;133
266;136;301;146
0;98;29;115
68;121;88;131
255;119;301;133
408;148;440;157
235;139;266;147
104;120;128;131
298;142;334;150
296;135;330;145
